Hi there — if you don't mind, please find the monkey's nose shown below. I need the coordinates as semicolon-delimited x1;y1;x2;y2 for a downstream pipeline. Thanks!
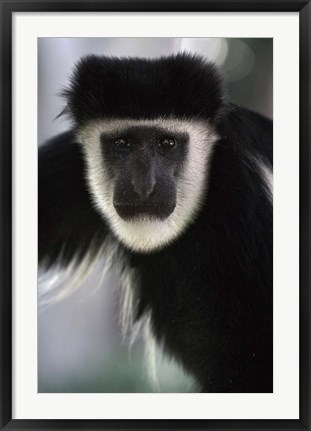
131;160;156;201
131;175;156;200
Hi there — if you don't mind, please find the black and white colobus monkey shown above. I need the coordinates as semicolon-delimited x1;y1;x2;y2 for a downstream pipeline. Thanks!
39;54;273;393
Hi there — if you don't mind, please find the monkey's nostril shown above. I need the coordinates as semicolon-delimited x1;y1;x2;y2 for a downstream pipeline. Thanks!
131;174;156;201
142;187;154;200
132;182;154;200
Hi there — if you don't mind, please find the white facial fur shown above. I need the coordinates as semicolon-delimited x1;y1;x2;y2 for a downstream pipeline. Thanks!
78;118;218;253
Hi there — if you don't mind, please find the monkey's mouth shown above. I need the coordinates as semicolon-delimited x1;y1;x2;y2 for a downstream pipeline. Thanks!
113;202;175;220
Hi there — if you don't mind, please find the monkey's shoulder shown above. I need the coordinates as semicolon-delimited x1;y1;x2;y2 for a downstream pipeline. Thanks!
218;104;273;166
39;130;108;267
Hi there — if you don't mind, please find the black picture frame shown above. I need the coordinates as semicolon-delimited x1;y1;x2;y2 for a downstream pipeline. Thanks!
1;1;310;430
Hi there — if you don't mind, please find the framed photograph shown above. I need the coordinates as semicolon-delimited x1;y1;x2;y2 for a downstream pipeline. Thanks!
1;1;310;430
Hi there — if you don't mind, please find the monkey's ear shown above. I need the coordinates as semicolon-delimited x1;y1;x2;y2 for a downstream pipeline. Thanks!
39;130;108;269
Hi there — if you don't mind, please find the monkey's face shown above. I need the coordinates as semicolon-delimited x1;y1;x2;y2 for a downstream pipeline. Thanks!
102;125;188;220
79;119;217;253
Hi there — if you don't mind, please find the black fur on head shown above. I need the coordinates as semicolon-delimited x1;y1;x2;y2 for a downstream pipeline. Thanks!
62;53;226;125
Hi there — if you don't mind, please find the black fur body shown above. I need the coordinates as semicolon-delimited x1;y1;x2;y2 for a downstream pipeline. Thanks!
39;54;273;393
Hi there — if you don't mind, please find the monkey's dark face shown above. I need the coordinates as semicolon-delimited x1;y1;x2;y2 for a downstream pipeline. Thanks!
100;126;188;221
79;119;217;253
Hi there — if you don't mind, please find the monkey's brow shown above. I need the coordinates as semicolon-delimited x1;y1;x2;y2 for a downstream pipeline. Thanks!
100;126;189;140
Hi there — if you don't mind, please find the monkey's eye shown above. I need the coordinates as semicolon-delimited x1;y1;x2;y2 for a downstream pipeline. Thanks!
158;137;177;151
113;138;131;151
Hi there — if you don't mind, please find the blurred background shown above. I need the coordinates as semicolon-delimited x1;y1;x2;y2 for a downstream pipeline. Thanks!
38;38;273;393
